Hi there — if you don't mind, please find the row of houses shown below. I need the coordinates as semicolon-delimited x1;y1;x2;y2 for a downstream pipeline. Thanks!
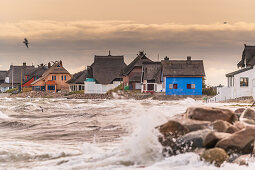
0;51;206;95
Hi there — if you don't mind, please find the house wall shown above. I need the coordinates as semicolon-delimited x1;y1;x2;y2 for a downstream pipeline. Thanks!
44;73;71;91
123;76;129;87
165;77;202;95
141;80;162;93
85;81;121;94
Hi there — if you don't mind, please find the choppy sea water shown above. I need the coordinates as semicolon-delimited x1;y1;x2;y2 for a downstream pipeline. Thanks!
0;96;254;170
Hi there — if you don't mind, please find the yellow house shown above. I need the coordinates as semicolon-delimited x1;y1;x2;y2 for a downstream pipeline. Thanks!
31;61;72;92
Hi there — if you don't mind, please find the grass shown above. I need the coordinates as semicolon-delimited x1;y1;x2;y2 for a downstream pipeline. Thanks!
66;90;84;96
106;83;123;95
5;88;18;93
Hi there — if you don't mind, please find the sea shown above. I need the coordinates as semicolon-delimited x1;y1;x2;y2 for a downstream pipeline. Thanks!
0;96;254;170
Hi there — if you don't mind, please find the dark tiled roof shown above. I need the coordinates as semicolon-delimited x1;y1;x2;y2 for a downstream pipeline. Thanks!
226;66;253;77
91;55;127;84
238;45;255;68
161;59;205;77
122;51;153;75
67;70;87;84
142;62;162;83
6;65;35;84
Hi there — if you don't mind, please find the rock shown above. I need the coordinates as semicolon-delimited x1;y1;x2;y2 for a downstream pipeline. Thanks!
232;155;250;166
180;119;210;132
201;148;228;167
204;132;231;148
225;126;240;134
177;129;212;151
240;108;255;125
159;120;189;138
211;120;232;132
216;127;255;154
187;107;237;123
234;108;246;119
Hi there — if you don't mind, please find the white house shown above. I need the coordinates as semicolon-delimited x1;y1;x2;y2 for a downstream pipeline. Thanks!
211;44;255;102
84;53;127;94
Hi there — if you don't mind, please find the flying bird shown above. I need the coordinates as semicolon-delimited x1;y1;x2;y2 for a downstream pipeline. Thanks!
23;38;29;48
223;22;228;24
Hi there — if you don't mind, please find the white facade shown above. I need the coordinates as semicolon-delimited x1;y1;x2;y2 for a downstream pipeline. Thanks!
84;81;122;94
210;67;255;102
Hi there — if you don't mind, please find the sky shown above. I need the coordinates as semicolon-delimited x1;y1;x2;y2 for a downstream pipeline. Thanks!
1;0;255;86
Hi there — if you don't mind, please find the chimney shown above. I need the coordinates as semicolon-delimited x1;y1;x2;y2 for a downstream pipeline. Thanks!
139;51;144;56
164;56;169;61
40;63;44;67
187;56;192;64
60;60;63;66
48;62;51;68
108;50;111;56
23;62;26;67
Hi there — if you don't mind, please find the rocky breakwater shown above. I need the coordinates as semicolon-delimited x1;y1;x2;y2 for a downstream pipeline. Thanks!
157;106;255;167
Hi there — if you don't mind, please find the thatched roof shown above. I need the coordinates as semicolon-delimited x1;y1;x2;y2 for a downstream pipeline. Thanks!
238;45;255;68
67;70;87;84
122;51;152;75
142;62;162;83
6;65;35;84
31;61;71;85
161;58;205;77
90;55;126;84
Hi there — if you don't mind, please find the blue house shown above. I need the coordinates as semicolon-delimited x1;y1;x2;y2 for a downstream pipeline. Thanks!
162;56;205;95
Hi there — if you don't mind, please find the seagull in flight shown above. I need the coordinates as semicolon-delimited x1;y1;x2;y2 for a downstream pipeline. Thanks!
23;38;29;48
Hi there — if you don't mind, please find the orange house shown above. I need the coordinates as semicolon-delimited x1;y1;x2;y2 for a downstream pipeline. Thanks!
31;61;72;92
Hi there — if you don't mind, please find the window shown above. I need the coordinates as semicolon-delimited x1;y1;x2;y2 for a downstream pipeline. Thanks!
187;84;196;89
52;76;56;80
240;77;248;87
169;84;178;89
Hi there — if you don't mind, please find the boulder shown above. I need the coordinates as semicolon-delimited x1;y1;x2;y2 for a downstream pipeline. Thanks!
177;129;212;151
216;127;255;154
159;120;189;138
204;132;231;148
201;148;229;167
187;107;237;123
240;108;255;125
180;119;210;132
211;120;232;132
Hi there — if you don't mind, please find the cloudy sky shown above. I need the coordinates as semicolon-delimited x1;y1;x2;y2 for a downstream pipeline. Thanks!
1;0;255;85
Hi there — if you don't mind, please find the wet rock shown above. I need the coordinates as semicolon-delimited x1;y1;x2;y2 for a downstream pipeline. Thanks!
232;154;250;166
180;119;210;132
159;120;189;138
216;127;255;154
201;148;228;167
211;120;232;132
177;129;212;151
234;108;246;119
204;132;231;148
225;126;240;134
240;108;255;125
187;107;237;123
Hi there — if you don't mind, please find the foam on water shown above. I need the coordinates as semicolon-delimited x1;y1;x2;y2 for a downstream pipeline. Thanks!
0;98;254;169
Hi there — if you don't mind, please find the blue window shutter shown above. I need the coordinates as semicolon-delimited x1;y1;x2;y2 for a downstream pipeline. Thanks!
62;76;63;80
65;76;66;80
